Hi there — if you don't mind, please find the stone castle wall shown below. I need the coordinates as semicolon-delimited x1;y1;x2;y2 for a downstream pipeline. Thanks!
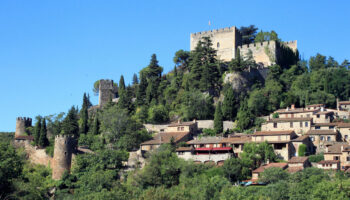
52;135;76;180
238;40;278;67
190;26;242;62
15;117;32;137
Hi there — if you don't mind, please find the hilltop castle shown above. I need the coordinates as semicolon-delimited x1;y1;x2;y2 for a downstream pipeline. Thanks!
190;26;297;66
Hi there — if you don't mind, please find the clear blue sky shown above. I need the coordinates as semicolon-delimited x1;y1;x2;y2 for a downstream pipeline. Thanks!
1;0;349;132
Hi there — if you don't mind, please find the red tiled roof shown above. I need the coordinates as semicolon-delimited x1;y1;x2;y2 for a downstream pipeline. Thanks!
318;160;340;164
287;166;304;173
339;101;350;105
14;135;34;140
306;104;324;107
306;130;337;135
292;135;309;142
252;163;288;173
324;143;350;154
268;118;313;122
288;156;308;163
276;109;319;114
220;135;252;144
168;121;196;127
338;123;350;128
253;130;295;136
141;132;190;145
187;137;222;144
175;147;193;152
195;147;232;151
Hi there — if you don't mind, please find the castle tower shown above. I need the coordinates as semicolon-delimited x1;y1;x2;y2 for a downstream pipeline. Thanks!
190;26;242;62
15;117;32;137
52;135;76;180
99;79;115;107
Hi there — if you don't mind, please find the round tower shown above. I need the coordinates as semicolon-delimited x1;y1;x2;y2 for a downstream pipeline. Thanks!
52;135;76;180
15;117;32;137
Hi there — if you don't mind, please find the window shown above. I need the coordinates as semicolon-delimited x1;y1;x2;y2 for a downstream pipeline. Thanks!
329;126;334;129
301;115;303;118
305;122;308;127
315;126;321;129
217;42;220;48
273;123;277;128
320;136;324;141
177;127;180;131
327;136;331;141
347;157;350;161
160;129;164;132
290;122;293;128
310;136;315;141
317;114;320;118
181;127;184;131
300;122;303;127
334;156;339;160
346;135;349;140
178;152;184;155
307;114;310;117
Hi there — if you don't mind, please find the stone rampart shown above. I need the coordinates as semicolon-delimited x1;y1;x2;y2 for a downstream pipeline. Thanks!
52;135;76;180
15;117;32;137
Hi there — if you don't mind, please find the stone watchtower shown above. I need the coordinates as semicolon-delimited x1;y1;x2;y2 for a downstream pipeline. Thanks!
52;135;76;180
15;117;32;137
99;79;116;107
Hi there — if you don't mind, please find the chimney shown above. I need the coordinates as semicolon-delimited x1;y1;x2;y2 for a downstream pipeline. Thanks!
291;104;295;110
178;119;181;124
193;119;196;123
337;98;339;111
341;145;344;152
321;107;325;112
326;146;329;153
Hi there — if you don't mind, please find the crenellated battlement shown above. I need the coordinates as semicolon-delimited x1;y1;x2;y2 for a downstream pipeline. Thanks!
238;40;277;50
99;79;114;90
15;116;32;137
191;26;237;37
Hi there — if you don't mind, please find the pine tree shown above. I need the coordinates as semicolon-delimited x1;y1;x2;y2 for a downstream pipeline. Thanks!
145;54;163;103
34;116;42;145
222;87;238;120
132;73;139;85
237;100;253;131
38;119;48;147
62;106;79;137
79;93;89;135
214;103;223;134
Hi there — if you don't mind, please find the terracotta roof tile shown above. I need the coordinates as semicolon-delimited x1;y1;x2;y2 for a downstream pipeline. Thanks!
325;143;350;154
311;123;339;127
253;130;295;136
287;166;304;173
168;121;196;127
175;147;193;152
318;160;340;164
187;137;223;144
339;101;350;105
338;123;350;128
292;135;309;142
141;132;190;145
220;135;252;144
268;118;313;122
306;130;337;135
288;156;308;163
252;163;288;173
306;104;325;107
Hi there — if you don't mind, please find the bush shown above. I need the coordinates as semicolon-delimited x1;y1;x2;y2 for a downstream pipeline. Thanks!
298;144;307;156
202;128;216;136
309;153;324;163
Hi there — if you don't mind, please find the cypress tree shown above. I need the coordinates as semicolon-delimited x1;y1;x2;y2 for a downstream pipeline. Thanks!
62;106;79;137
91;117;100;135
34;116;42;145
39;119;48;147
222;87;238;121
119;75;126;92
132;73;139;85
214;103;223;134
136;72;147;105
80;93;89;135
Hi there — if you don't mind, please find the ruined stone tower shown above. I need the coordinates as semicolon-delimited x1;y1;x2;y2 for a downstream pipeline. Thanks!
52;135;76;180
99;79;116;107
15;117;32;137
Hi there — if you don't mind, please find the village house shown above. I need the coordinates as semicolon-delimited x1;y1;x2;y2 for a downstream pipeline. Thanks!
338;123;350;142
176;137;234;165
140;120;198;153
323;143;350;171
287;156;311;173
251;162;289;180
316;160;340;170
291;135;315;156
338;100;350;112
250;130;298;160
220;134;252;157
261;117;313;135
305;130;340;152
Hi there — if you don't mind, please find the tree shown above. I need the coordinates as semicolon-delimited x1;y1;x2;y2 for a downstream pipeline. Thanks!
259;167;289;184
38;119;48;147
241;142;276;169
214;103;223;134
132;73;139;85
148;104;169;123
236;100;253;131
298;144;307;156
240;25;258;45
79;93;89;135
309;53;326;71
145;54;163;103
119;75;126;92
255;30;280;43
61;106;79;137
173;50;190;69
222;87;238;121
33;116;42;145
91;117;100;135
222;158;244;183
136;72;148;105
